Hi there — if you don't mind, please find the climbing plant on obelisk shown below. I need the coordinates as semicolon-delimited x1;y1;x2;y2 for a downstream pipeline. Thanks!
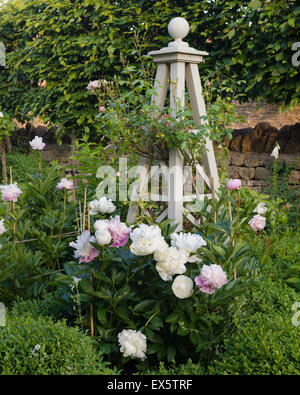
127;17;219;231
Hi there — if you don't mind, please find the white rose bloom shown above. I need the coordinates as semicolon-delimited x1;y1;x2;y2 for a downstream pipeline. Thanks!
171;275;194;299
0;112;3;117
155;246;188;280
29;136;46;150
271;143;280;159
130;224;166;256
89;197;116;215
0;219;6;235
253;202;268;215
118;329;147;360
170;232;206;262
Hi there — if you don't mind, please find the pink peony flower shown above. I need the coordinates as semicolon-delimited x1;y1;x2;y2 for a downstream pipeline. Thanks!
227;179;242;191
195;264;228;295
194;276;215;294
248;214;266;232
107;215;131;248
99;106;105;112
56;178;74;190
69;230;99;263
29;136;46;150
0;183;22;202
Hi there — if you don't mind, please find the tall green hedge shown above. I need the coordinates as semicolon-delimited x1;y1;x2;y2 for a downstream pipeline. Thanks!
0;0;299;139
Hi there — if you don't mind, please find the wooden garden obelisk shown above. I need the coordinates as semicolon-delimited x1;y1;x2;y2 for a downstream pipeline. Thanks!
127;17;219;231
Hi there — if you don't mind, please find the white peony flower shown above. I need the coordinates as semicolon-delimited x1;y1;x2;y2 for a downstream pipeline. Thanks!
94;219;112;245
253;202;268;215
170;232;206;262
130;224;166;256
89;197;116;215
0;219;5;235
29;136;46;150
95;230;112;245
171;275;194;299
153;241;170;262
271;143;280;159
155;246;188;281
0;112;3;117
118;329;147;360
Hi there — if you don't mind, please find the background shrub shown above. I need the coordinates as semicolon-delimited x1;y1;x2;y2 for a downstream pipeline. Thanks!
0;151;40;183
208;278;300;375
0;301;119;375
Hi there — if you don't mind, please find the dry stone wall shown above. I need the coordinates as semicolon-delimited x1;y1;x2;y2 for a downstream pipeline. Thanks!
14;102;300;192
221;102;300;192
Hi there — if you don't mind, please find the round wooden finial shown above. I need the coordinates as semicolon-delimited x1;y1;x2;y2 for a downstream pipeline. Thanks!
168;17;190;41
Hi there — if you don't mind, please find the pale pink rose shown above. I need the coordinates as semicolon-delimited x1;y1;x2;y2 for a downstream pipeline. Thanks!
227;179;241;191
29;136;46;150
99;106;105;112
87;80;101;91
248;214;266;232
108;215;131;248
56;178;74;190
0;183;22;202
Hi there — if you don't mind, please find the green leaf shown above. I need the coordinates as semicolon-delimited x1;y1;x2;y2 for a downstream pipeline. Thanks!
167;346;176;362
115;306;130;321
249;0;261;10
97;307;108;324
134;299;156;313
79;279;94;294
93;289;113;300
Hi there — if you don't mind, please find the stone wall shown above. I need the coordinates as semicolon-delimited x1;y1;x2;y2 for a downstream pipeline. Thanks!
223;151;300;192
15;102;300;192
222;102;300;192
232;102;300;129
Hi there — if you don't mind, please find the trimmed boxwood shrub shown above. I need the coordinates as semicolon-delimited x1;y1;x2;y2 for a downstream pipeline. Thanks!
0;303;119;375
208;310;300;375
11;292;74;323
208;278;300;375
145;360;206;375
144;279;300;375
